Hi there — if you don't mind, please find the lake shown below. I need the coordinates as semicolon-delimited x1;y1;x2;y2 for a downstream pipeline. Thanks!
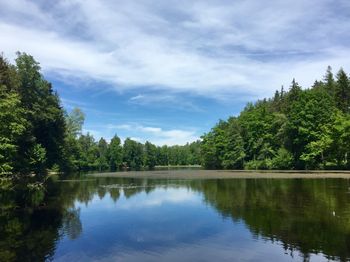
1;173;350;261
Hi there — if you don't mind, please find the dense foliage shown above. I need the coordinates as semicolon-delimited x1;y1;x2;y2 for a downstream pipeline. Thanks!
2;51;350;184
0;53;200;189
201;67;350;170
64;107;201;172
67;127;201;172
0;53;66;188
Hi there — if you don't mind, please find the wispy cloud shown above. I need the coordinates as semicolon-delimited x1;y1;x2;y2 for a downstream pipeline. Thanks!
87;123;199;146
82;128;103;140
61;98;89;109
1;0;350;101
61;98;122;119
117;188;201;209
129;93;204;112
2;0;350;145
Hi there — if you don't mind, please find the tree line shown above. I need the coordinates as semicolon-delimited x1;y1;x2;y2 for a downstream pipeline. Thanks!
200;66;350;170
0;53;200;189
65;108;200;172
2;51;350;189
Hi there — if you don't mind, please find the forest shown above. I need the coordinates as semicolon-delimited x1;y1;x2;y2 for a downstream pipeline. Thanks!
0;53;200;190
64;109;201;172
201;67;350;170
2;52;350;191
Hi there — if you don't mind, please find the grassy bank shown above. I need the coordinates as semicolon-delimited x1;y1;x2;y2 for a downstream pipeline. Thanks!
89;169;350;180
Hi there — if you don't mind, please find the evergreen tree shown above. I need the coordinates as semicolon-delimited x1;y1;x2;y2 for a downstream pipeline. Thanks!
97;138;108;171
323;65;335;96
335;68;350;113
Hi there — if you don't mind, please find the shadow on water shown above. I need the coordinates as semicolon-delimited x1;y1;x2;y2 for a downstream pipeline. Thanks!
1;175;350;261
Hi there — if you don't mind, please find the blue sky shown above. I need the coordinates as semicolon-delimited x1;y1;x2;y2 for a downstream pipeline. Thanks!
1;0;350;145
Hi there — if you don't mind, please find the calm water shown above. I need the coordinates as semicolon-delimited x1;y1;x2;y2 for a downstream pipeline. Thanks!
1;176;350;261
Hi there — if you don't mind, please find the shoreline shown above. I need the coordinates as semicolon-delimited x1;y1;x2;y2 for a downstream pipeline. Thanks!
89;169;350;179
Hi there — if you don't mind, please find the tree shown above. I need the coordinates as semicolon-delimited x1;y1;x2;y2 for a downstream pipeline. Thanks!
156;145;169;166
108;135;123;171
62;108;85;171
0;85;27;174
335;68;350;113
269;148;293;169
200;120;228;169
15;52;66;171
144;141;157;169
329;113;350;168
76;133;98;170
323;66;335;96
188;141;201;165
66;108;85;138
300;123;334;169
222;118;245;169
121;139;144;170
286;88;336;169
285;79;302;112
97;138;108;171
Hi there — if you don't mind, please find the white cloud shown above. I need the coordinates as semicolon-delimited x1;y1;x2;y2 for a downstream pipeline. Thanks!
117;188;200;209
1;0;350;101
129;93;204;112
129;137;143;143
61;98;89;109
109;124;133;130
82;128;103;140
99;123;199;146
77;187;200;210
139;126;162;133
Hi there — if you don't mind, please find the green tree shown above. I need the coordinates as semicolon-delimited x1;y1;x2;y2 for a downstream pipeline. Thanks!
123;138;144;170
156;145;169;166
222;118;245;169
97;138;109;171
330;113;350;168
62;108;85;171
144;141;157;169
108;135;123;171
286;89;336;169
187;141;201;165
200;120;228;169
66;108;85;138
77;133;98;171
15;52;66;171
335;68;350;113
0;85;27;174
323;66;335;96
269;148;293;169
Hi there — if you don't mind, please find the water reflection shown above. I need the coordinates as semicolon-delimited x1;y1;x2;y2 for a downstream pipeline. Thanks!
1;177;350;261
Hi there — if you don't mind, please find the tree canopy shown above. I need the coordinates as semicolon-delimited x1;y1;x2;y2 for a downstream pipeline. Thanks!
0;53;67;187
2;51;350;191
200;67;350;170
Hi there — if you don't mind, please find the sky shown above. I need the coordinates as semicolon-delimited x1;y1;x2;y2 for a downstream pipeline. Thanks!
1;0;350;145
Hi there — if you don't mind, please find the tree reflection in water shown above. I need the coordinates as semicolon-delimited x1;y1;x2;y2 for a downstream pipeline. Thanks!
0;176;350;261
